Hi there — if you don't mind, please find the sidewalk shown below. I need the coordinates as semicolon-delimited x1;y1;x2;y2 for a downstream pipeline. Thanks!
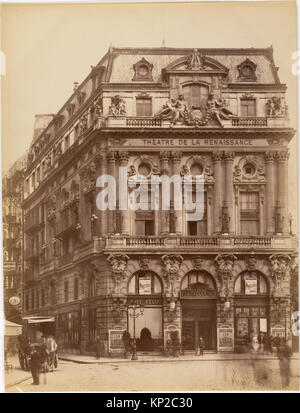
4;355;32;389
58;351;299;364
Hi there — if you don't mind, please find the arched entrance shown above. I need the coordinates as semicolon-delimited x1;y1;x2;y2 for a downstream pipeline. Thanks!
180;270;217;351
234;270;269;346
127;270;163;351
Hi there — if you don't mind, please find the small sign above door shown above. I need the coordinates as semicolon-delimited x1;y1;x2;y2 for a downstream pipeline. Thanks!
180;283;217;299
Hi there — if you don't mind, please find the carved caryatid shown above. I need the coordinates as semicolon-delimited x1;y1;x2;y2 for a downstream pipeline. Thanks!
269;254;291;294
215;254;237;298
161;255;183;293
107;254;129;293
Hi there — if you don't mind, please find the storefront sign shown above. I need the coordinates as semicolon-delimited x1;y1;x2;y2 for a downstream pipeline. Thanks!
127;296;162;306
180;286;216;299
245;279;258;295
164;326;180;345
8;296;20;306
117;138;270;148
217;327;234;351
271;326;285;338
108;329;125;353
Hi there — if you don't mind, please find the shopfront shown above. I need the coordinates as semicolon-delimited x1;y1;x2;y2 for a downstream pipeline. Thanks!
234;270;269;345
180;271;217;351
127;270;163;350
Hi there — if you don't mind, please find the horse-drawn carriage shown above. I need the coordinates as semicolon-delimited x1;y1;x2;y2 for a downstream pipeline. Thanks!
18;316;58;372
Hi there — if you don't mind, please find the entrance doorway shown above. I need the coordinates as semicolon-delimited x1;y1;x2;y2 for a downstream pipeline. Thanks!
182;307;216;350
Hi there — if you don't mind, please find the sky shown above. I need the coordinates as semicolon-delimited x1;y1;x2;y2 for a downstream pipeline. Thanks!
1;0;298;224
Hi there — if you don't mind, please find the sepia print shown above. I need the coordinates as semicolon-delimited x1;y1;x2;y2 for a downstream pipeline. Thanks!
1;1;299;393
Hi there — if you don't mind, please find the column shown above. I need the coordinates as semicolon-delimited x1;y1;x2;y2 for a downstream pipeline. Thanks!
99;152;107;235
107;151;117;234
265;151;276;234
224;151;235;234
160;151;170;234
212;151;223;234
118;151;129;234
277;149;289;234
172;151;182;234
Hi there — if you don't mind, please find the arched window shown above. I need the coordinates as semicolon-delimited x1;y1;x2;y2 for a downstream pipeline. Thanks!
181;270;216;291
128;271;162;295
182;83;209;109
234;271;268;295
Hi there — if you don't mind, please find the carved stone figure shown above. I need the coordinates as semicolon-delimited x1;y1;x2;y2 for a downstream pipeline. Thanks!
246;254;257;271
79;115;88;134
266;96;283;117
107;254;129;286
269;254;291;293
186;49;206;70
139;256;150;270
215;253;237;298
108;95;127;116
207;94;235;127
161;255;183;287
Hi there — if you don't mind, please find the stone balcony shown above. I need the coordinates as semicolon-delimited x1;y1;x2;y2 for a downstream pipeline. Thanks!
105;116;290;129
104;234;297;253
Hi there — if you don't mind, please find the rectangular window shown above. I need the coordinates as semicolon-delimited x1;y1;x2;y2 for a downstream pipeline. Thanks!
240;192;259;236
25;294;29;311
41;290;45;307
187;191;207;235
88;308;97;342
241;99;256;117
64;281;69;302
136;98;152;116
74;278;79;300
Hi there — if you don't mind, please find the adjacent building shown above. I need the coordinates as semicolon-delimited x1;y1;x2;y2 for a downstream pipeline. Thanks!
22;46;297;355
3;154;27;324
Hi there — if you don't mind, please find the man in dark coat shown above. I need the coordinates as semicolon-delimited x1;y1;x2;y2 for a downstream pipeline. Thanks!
30;344;48;385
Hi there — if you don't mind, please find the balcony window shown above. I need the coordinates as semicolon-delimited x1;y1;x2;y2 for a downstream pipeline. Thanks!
182;84;209;109
135;218;155;236
187;191;207;235
240;192;259;236
240;99;256;117
136;98;152;116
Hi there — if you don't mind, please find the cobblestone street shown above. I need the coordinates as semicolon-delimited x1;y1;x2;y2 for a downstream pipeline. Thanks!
5;357;299;392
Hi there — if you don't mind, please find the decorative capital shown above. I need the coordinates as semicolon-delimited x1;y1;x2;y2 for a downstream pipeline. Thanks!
107;254;129;275
277;150;289;163
171;151;182;163
265;150;276;162
224;151;235;162
212;151;223;162
107;151;117;163
159;151;170;163
118;151;130;164
269;254;291;294
215;254;237;276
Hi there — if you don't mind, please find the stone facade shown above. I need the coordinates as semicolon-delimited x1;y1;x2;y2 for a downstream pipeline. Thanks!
22;47;297;355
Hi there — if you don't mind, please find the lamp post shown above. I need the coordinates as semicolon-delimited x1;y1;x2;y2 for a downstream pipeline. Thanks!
128;304;144;360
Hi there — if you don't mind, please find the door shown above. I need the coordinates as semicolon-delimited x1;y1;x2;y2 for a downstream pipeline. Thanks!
198;321;213;350
182;321;195;350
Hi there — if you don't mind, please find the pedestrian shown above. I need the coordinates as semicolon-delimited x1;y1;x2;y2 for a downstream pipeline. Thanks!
122;331;131;359
199;336;205;356
30;344;47;385
278;342;292;388
95;335;101;359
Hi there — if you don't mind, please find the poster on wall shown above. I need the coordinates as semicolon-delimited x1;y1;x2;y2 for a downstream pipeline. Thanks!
139;277;151;295
271;326;285;338
217;327;234;351
245;279;257;295
260;318;267;333
108;329;125;353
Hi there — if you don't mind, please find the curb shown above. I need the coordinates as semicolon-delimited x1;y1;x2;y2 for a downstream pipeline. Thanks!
58;355;299;365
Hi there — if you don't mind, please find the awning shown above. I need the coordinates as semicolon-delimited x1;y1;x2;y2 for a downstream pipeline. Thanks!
5;320;22;336
23;316;55;324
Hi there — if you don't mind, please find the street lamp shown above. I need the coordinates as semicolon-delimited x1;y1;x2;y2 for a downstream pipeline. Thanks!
128;304;144;360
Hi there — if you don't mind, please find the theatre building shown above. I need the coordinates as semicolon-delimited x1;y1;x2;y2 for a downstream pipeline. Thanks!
22;46;297;355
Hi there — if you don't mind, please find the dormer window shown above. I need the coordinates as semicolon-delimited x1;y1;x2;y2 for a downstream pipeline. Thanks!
237;58;257;81
132;58;153;81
